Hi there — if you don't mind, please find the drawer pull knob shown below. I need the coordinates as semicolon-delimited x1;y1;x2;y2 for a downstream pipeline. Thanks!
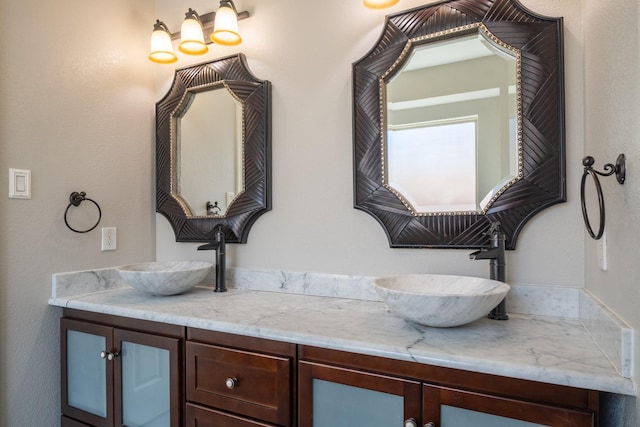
225;377;238;390
424;423;436;427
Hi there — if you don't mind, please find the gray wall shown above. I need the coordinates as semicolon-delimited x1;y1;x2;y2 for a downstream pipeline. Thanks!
0;0;155;425
583;0;640;424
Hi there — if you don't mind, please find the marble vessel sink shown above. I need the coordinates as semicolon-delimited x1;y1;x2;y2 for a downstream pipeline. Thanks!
117;261;212;296
373;274;510;327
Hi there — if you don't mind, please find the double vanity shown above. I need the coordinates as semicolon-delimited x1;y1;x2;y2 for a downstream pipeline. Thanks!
50;267;634;426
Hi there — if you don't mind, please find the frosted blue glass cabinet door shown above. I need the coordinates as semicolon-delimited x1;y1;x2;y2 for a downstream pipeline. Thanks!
114;329;180;427
61;318;181;427
299;361;421;426
62;319;114;427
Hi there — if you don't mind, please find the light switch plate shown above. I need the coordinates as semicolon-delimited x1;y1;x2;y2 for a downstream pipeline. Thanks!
9;168;31;199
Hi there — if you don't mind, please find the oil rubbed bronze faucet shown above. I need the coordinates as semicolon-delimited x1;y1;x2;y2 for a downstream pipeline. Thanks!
197;226;227;292
469;222;508;320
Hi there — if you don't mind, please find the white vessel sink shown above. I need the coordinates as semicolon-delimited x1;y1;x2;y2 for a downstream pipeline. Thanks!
373;274;510;327
117;261;212;296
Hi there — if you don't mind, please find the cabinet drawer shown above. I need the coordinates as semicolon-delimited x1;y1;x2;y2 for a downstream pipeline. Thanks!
186;341;292;426
186;403;277;427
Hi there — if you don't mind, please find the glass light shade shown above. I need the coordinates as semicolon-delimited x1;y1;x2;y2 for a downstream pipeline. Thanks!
363;0;399;9
211;4;242;46
149;23;177;64
179;15;208;55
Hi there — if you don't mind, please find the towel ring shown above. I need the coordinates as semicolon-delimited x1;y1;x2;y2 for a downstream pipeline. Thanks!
580;154;625;240
64;191;102;233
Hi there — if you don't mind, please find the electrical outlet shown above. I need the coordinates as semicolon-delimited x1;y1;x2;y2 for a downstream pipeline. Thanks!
597;228;607;271
101;227;117;251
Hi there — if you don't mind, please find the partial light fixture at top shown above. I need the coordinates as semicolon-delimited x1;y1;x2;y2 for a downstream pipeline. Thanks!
179;8;208;55
211;1;242;46
363;0;400;9
148;0;250;64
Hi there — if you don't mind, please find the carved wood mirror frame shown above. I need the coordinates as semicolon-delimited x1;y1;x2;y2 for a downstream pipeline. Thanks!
156;54;271;243
353;0;565;249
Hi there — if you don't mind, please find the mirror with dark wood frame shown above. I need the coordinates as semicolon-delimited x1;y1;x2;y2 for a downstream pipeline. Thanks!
156;53;271;243
353;0;565;249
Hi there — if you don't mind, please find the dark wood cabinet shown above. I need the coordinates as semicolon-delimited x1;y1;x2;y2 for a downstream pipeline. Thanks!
60;310;184;427
59;310;600;427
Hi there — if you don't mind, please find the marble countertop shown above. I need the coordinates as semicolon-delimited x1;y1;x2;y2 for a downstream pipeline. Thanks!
49;278;635;396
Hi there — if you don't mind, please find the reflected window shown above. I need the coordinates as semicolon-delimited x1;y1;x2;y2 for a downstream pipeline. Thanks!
385;29;520;215
388;118;477;212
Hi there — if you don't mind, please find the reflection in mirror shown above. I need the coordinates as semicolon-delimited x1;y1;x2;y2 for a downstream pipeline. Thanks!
177;87;243;217
386;31;520;214
352;0;565;249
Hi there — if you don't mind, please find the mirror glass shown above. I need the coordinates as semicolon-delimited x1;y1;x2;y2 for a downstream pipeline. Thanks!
385;32;520;214
177;87;243;217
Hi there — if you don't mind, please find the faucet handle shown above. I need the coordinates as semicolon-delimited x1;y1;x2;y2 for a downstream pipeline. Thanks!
197;242;220;251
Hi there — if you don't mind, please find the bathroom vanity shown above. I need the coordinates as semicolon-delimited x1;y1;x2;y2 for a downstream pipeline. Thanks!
51;268;634;427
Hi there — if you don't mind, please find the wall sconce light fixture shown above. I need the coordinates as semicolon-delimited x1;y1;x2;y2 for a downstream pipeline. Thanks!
211;1;242;46
179;8;208;55
363;0;400;9
149;21;178;64
149;0;250;64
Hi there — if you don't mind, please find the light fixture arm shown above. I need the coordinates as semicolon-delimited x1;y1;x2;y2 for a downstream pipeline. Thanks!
168;7;250;43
